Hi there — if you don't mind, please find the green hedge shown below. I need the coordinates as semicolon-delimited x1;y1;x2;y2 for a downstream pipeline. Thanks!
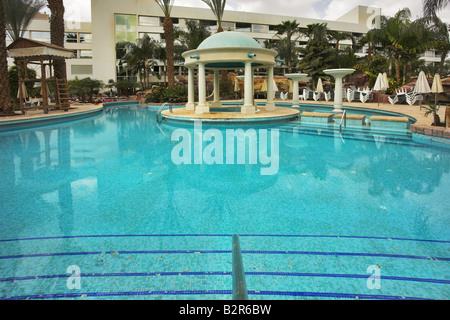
145;86;188;103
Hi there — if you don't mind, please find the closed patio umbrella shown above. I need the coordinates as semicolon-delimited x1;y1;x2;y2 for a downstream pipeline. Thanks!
431;73;444;106
415;71;431;108
17;82;28;99
317;78;324;93
261;79;268;92
373;73;388;106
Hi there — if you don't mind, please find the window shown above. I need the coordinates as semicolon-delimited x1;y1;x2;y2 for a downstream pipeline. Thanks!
71;65;93;75
252;24;268;33
79;33;92;43
139;32;161;42
139;16;160;27
236;23;251;32
79;50;92;59
65;33;78;43
115;14;137;43
30;31;50;42
222;22;235;31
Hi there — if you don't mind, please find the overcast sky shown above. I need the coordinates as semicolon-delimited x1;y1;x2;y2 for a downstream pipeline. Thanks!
57;0;450;24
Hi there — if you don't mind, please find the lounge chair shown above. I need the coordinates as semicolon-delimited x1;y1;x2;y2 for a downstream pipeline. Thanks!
346;88;361;102
301;87;314;101
406;91;423;106
324;91;332;101
388;88;408;105
313;91;322;101
359;88;373;103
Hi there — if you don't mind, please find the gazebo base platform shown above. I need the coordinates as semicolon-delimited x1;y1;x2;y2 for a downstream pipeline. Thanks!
161;106;300;125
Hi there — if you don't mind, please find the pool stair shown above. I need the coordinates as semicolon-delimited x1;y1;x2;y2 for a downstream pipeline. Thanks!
299;112;335;124
0;234;448;300
369;115;410;132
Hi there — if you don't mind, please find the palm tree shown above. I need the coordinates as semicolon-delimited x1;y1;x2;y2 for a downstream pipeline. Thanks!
273;20;302;73
47;0;67;81
155;0;175;88
201;0;226;33
3;0;45;41
0;0;13;114
429;17;450;76
423;0;449;20
176;19;211;50
328;30;355;51
122;34;158;90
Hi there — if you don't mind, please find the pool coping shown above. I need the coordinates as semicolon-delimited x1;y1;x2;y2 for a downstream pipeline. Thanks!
1;100;449;148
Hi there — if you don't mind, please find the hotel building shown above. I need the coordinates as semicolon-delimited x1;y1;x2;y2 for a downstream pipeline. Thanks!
6;0;443;85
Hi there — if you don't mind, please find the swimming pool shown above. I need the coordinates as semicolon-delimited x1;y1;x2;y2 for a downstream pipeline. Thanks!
0;104;448;300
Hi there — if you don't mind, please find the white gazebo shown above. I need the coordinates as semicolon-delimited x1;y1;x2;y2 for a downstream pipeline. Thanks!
182;32;279;115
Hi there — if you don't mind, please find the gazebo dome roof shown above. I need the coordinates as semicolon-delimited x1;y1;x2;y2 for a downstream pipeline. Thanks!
198;31;262;50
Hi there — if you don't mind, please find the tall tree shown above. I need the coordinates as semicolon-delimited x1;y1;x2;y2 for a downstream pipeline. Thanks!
3;0;45;42
47;0;67;81
273;20;302;73
201;0;226;33
423;0;449;20
297;23;336;88
155;0;175;88
0;0;13;114
122;34;158;89
429;17;450;76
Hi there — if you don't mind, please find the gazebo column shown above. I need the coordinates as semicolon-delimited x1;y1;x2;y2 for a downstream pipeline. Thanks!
196;62;209;114
266;65;275;111
186;66;195;111
242;61;255;114
211;69;221;107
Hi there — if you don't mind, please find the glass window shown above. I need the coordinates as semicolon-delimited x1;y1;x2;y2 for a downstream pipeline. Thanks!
115;14;137;43
139;32;161;42
79;33;92;43
222;22;235;31
65;33;78;43
30;31;51;42
236;23;251;32
252;24;268;33
79;50;92;59
139;16;160;27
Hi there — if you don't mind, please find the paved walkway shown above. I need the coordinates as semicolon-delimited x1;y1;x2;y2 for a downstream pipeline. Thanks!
0;103;103;123
0;100;448;130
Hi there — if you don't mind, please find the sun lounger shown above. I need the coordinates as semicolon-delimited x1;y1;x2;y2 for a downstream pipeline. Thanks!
301;88;314;101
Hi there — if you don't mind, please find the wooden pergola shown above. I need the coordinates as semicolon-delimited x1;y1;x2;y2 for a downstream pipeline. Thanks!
7;38;74;114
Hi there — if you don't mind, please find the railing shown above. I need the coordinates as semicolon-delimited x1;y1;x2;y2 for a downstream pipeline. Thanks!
156;102;172;124
232;234;248;300
339;110;347;133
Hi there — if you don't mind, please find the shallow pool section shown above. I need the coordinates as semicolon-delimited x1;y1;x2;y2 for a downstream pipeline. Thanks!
0;105;448;300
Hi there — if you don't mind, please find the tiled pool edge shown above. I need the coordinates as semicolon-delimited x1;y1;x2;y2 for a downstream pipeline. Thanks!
411;124;450;150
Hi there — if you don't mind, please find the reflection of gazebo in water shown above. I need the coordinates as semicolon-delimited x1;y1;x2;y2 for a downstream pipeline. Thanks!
7;38;73;114
182;32;281;115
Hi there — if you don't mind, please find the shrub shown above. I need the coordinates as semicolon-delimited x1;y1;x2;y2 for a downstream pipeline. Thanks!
145;85;188;103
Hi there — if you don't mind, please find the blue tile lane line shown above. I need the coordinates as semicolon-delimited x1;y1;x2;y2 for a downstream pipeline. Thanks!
0;250;448;261
0;290;433;300
1;234;449;244
1;271;448;285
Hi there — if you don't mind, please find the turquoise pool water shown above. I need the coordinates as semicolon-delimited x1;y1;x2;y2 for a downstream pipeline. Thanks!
0;105;448;300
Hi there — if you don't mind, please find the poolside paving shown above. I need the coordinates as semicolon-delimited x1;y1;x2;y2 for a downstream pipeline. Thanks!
0;100;448;139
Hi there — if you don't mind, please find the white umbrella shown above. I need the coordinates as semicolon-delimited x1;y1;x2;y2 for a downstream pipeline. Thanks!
414;71;431;94
273;80;279;93
234;78;240;92
382;72;389;90
17;82;28;99
373;73;388;106
415;71;431;108
431;73;443;106
317;78;324;93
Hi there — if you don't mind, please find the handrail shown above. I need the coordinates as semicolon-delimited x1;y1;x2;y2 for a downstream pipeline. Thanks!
232;234;248;300
156;102;172;124
339;110;347;132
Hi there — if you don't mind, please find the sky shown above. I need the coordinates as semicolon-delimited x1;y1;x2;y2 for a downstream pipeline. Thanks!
54;0;450;24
